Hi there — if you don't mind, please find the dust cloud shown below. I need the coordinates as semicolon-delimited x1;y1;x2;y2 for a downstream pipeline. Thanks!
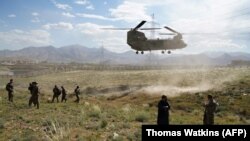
133;69;239;97
137;84;212;97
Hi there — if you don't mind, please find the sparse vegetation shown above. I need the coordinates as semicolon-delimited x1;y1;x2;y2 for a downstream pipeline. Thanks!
88;105;102;118
0;67;249;140
43;119;71;141
135;111;150;122
0;118;5;129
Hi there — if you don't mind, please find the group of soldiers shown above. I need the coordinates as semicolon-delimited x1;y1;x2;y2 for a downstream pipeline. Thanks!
5;79;81;109
52;85;66;103
157;94;218;125
5;79;218;125
51;85;80;103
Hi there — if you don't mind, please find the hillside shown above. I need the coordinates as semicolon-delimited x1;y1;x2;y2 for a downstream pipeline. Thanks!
0;45;250;65
0;68;249;140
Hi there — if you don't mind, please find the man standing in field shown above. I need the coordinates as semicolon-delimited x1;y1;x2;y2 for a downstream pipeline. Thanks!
5;79;14;102
203;95;217;125
31;82;39;109
157;95;171;125
74;86;80;103
28;82;34;107
61;86;67;102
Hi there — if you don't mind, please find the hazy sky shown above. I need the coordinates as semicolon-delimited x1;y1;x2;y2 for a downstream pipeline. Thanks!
0;0;249;53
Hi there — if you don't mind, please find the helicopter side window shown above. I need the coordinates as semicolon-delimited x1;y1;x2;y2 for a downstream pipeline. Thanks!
137;34;147;41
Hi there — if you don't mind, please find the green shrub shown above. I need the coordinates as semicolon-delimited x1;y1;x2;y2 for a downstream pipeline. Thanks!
135;112;150;122
88;105;101;118
43;119;71;141
100;120;108;129
0;118;5;129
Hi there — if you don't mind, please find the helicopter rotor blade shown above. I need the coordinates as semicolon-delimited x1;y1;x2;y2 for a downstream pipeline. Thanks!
159;32;242;36
101;21;159;31
134;21;146;30
101;27;161;31
164;26;179;34
140;28;161;30
100;28;131;30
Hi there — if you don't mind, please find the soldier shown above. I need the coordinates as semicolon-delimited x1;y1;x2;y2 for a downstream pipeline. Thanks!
157;95;171;125
52;85;61;103
61;86;67;102
203;95;217;125
5;79;14;102
28;82;34;107
74;86;80;103
31;82;40;109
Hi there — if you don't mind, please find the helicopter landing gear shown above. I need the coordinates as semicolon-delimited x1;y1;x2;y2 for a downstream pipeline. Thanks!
168;50;171;54
141;51;144;54
136;51;139;54
161;50;165;54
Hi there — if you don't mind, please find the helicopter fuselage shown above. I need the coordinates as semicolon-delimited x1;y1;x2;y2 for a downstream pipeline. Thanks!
127;30;187;51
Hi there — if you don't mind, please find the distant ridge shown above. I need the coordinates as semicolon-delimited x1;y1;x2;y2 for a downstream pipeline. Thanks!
0;45;250;66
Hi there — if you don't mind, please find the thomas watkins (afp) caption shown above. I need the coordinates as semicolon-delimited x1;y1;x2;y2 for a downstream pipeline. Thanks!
146;129;220;137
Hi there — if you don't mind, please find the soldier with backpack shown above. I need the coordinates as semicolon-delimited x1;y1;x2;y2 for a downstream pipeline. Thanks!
52;85;61;103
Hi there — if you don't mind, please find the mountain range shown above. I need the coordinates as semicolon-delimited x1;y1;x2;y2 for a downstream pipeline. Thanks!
0;45;250;66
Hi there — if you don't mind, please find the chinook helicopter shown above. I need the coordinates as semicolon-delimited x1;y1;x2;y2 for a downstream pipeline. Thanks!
103;21;187;54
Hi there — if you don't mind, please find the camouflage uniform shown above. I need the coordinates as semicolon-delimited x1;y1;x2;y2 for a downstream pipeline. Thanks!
74;86;80;103
52;85;61;103
31;82;39;109
61;86;67;102
6;79;14;102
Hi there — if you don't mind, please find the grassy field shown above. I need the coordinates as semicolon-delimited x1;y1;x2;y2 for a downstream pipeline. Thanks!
0;67;250;140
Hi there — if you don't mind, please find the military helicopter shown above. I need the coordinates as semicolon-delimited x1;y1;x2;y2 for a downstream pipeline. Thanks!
103;21;187;54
